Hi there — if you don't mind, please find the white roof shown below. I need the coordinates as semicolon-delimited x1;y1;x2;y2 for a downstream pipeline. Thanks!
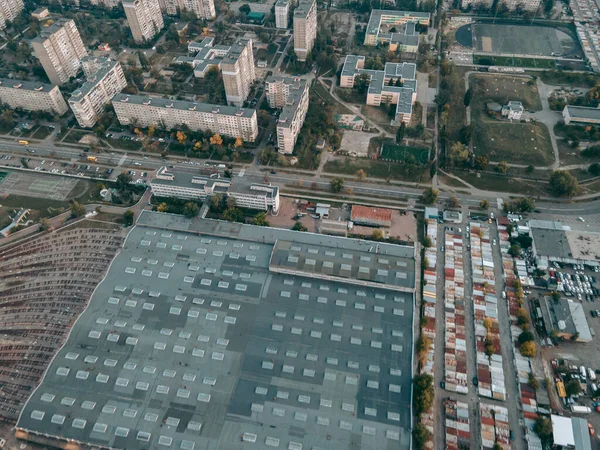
551;415;575;446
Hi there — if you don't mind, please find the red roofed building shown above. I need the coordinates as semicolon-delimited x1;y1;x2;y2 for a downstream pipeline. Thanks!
350;205;393;227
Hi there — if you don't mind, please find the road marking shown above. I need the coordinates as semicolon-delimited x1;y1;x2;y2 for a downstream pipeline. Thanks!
238;168;245;177
117;153;128;167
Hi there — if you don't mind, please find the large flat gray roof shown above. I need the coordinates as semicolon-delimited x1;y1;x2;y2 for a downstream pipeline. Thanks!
565;105;600;120
0;78;57;93
17;212;416;449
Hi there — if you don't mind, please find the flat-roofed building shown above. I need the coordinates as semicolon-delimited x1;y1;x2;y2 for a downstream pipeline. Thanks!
275;0;290;28
113;93;259;142
364;10;430;49
563;105;600;125
30;19;87;85
31;7;50;21
293;0;317;61
266;76;310;154
158;0;215;18
340;55;417;124
68;58;127;128
122;0;164;43
0;0;24;30
0;79;68;115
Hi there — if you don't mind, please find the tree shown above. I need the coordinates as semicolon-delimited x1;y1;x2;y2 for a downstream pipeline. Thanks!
422;236;432;248
518;331;535;345
20;157;28;169
116;172;132;191
412;423;431;450
253;211;270;226
448;142;469;166
421;187;438;205
292;221;307;231
176;131;187;143
464;87;473;107
223;207;244;222
517;307;530;328
330;177;344;193
519;340;536;357
70;202;86;218
549;170;579;197
508;244;521;257
565;379;582;397
474;155;488;171
39;218;51;231
480;199;489;209
447;196;460;208
589;162;600;176
123;210;134;226
354;73;371;95
534;417;553;443
183;202;200;218
210;133;223;146
355;169;366;181
412;373;434;416
157;202;169;212
526;164;535;173
396;122;406;144
258;146;278;165
238;3;251;13
234;137;243;148
371;229;384;241
496;161;510;174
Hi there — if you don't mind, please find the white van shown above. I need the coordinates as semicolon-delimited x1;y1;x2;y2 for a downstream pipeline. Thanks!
589;367;597;381
580;365;587;381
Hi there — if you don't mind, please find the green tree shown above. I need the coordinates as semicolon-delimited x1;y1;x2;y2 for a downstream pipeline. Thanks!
448;141;469;166
238;3;251;13
183;202;200;218
355;169;366;181
253;211;270;226
496;160;510;174
549;170;579;197
480;199;490;209
589;162;600;176
123;210;134;226
20;157;28;169
371;229;384;241
39;218;51;231
421;187;438;205
330;177;344;193
474;155;488;170
223;207;244;222
526;164;535;173
292;221;307;231
518;331;535;345
422;236;432;248
447;196;460;208
412;423;431;450
565;379;582;397
70;201;86;218
116;172;133;191
517;307;530;328
396;122;406;144
354;73;371;95
519;340;536;357
412;373;434;416
534;417;553;444
463;87;473;107
508;244;521;257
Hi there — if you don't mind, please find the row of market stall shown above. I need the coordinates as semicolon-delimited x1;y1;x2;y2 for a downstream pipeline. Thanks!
469;222;507;401
480;403;511;449
444;398;471;449
443;230;469;394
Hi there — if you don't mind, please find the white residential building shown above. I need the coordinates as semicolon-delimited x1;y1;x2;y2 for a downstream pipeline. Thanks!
293;0;317;61
122;0;164;43
0;79;69;115
158;0;215;18
68;58;127;127
151;167;280;212
501;101;524;120
563;105;600;125
275;0;290;29
112;93;259;142
266;76;310;154
0;0;24;30
30;19;87;85
89;0;120;7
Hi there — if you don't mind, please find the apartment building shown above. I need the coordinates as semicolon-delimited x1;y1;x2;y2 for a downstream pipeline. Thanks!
0;78;68;115
89;0;120;6
0;0;24;30
30;19;87;85
275;0;290;29
364;10;430;47
266;76;310;154
113;93;259;142
68;58;127;127
151;167;280;212
462;0;539;9
221;38;256;107
122;0;164;43
157;0;215;18
340;54;418;125
293;0;317;61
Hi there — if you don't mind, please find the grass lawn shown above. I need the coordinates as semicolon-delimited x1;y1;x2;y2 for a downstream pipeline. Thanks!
448;67;468;141
324;157;431;183
470;73;542;111
557;139;600;166
102;137;142;151
472;120;554;166
473;54;556;70
31;126;53;140
313;83;352;115
62;130;91;144
455;172;549;196
380;141;429;164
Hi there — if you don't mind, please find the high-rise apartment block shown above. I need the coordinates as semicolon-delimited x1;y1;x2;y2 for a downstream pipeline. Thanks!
30;19;87;85
220;38;256;107
158;0;215;18
122;0;164;43
0;79;68;115
68;57;127;127
275;0;290;29
0;0;24;30
266;76;310;154
113;93;259;142
293;0;317;61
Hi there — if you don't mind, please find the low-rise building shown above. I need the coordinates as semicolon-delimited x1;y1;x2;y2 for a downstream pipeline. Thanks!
340;55;417;124
443;210;462;223
113;93;258;142
31;7;50;20
68;58;126;128
0;78;68;115
364;9;430;50
351;205;393;227
563;105;600;125
501;101;524;120
275;0;290;29
151;166;280;212
266;76;310;154
551;414;592;449
539;295;592;342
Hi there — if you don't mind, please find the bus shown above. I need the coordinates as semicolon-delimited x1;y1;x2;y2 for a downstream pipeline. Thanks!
87;156;98;162
18;140;29;145
556;380;566;398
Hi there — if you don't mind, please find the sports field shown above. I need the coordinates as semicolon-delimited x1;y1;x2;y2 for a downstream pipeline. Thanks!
473;55;556;69
380;143;429;164
0;172;78;200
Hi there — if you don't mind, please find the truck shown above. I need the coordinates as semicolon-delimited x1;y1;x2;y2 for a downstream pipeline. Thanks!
18;140;29;145
571;405;592;414
87;156;98;162
556;380;567;398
